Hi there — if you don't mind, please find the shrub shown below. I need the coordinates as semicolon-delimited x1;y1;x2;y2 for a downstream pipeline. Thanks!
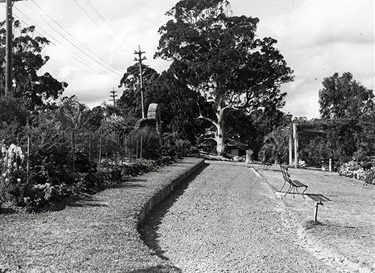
0;96;29;126
339;161;375;183
126;127;161;159
0;143;27;205
364;168;375;185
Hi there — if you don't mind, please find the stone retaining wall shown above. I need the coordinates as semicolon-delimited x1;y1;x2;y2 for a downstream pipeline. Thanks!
137;158;205;225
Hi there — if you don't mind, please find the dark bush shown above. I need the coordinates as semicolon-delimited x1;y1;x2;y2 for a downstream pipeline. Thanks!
365;169;375;185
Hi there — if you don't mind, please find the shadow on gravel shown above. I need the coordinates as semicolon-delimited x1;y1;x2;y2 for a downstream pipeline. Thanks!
0;207;17;214
139;163;208;262
127;265;182;273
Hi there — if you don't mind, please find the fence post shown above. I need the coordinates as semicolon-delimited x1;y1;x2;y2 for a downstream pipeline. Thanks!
136;135;139;159
71;130;75;172
329;158;332;172
27;135;30;183
140;135;143;159
98;129;102;169
89;131;93;162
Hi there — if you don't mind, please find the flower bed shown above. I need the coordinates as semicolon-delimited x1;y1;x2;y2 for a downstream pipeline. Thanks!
0;142;176;212
338;160;375;184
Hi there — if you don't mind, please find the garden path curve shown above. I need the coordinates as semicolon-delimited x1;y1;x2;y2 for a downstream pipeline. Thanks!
141;161;338;273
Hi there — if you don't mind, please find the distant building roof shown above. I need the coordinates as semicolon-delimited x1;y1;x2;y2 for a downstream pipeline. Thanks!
226;140;248;148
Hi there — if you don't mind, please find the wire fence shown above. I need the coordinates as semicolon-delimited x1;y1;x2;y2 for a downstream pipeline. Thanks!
1;128;150;177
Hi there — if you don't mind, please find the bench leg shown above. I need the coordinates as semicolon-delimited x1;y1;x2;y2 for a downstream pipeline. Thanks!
284;185;293;198
279;181;287;192
294;187;307;199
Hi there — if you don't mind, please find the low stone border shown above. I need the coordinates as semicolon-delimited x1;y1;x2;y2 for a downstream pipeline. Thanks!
137;158;205;225
0;157;206;272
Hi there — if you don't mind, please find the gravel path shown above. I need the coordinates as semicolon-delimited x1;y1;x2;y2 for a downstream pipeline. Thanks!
141;161;338;272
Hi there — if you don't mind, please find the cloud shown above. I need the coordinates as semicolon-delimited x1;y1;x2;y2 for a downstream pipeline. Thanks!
13;0;374;117
258;0;375;118
279;1;374;47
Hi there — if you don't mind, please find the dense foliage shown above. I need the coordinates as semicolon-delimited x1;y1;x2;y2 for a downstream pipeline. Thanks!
155;0;293;153
0;21;67;109
0;96;175;212
319;72;374;120
118;64;159;118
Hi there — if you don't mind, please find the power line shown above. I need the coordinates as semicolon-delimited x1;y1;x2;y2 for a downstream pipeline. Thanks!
84;0;136;52
73;0;134;56
19;2;122;77
10;7;119;79
29;0;124;74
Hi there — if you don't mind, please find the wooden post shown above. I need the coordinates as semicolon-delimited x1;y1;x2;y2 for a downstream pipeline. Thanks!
140;135;143;159
5;0;13;97
329;158;332;172
314;202;319;223
293;122;298;168
134;46;146;119
27;135;30;183
98;129;102;169
89;131;93;162
71;131;75;172
289;133;293;166
136;136;139;159
314;201;323;224
105;136;108;160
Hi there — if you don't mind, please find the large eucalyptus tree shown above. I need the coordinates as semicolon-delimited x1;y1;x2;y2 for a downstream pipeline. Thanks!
155;0;293;154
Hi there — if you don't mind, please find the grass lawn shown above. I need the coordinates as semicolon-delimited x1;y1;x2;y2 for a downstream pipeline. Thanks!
0;158;204;273
255;165;375;272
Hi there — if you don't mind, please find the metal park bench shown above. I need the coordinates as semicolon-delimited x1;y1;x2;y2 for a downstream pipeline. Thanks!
256;161;272;170
279;165;308;198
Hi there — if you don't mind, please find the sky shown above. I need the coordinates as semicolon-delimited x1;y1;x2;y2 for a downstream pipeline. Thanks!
2;0;374;119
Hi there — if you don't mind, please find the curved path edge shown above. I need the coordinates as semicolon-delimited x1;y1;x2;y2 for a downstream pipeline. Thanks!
137;158;206;225
254;168;372;273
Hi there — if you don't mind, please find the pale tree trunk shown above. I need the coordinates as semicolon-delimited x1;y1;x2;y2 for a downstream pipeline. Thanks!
215;101;225;155
197;95;226;155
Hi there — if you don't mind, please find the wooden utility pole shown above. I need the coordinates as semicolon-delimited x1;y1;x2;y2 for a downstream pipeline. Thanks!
289;132;293;166
110;87;117;107
292;121;299;168
1;0;23;96
4;0;13;96
134;45;146;119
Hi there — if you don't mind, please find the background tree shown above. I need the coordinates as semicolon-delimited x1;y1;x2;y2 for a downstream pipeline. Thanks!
258;125;290;164
318;72;374;161
147;68;209;143
117;63;159;118
319;72;374;120
0;20;67;109
155;0;293;154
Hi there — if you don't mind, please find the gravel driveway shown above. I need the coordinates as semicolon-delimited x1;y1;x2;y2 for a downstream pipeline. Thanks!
141;161;338;272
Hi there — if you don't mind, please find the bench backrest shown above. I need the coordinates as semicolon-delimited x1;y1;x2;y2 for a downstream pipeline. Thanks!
280;165;292;183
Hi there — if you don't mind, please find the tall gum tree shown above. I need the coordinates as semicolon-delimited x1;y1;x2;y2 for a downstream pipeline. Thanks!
155;0;293;154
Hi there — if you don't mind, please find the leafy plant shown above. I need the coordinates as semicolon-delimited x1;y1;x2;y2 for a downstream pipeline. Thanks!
364;169;375;185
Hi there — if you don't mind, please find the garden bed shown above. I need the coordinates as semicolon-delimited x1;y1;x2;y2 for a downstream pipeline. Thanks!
0;157;204;273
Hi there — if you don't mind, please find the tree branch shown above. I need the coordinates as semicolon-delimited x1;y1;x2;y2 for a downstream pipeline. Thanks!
197;114;218;127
